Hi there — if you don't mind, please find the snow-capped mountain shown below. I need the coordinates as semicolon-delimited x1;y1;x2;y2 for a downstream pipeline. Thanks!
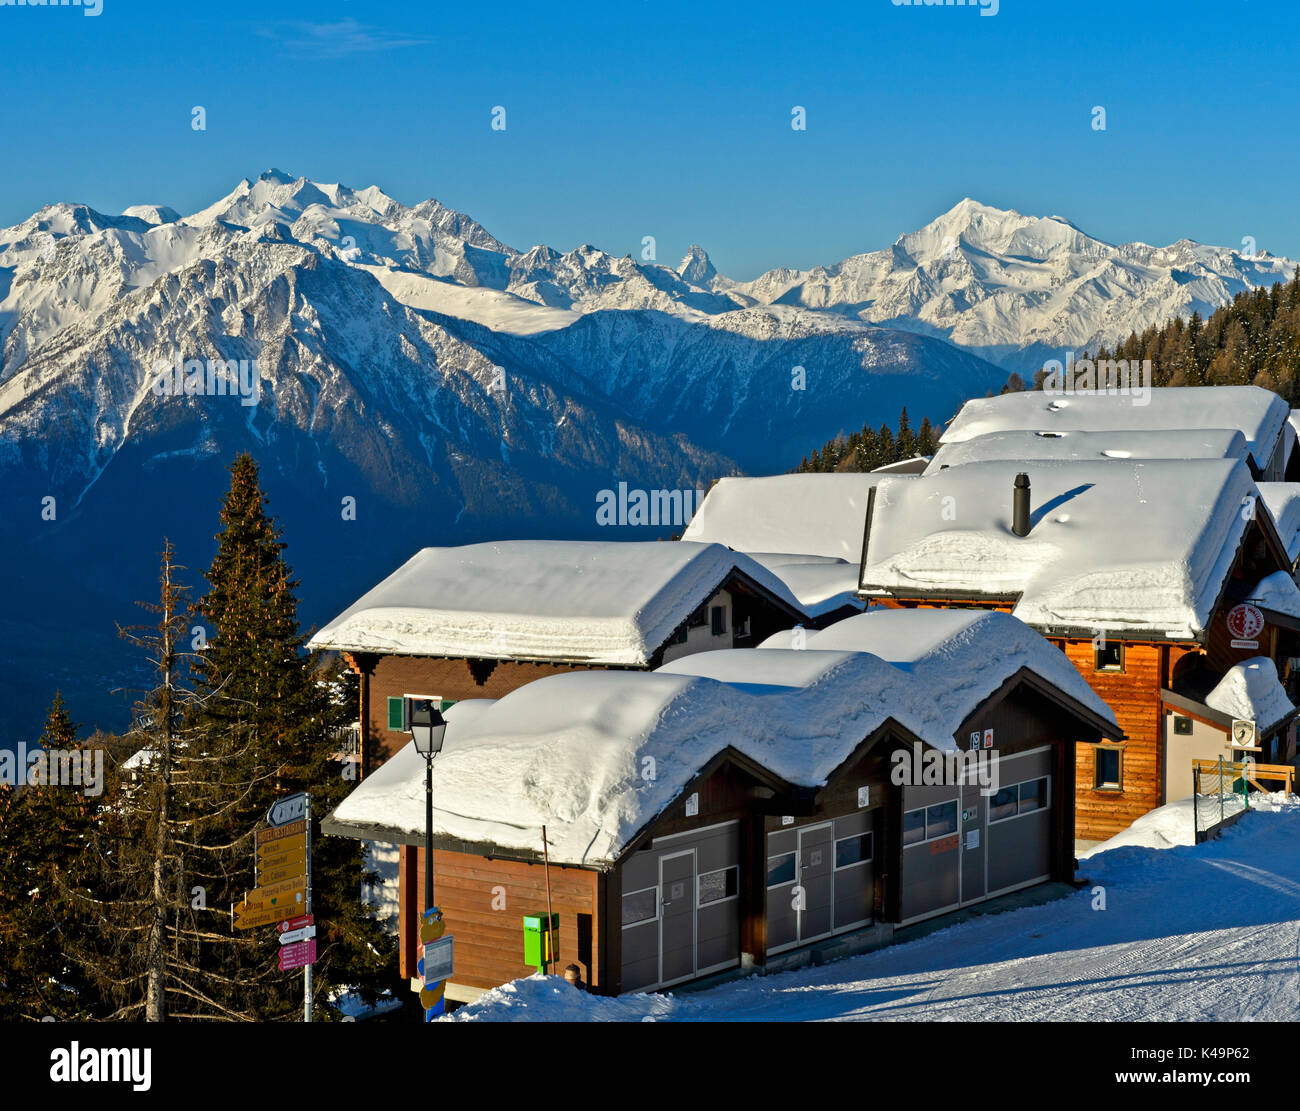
0;170;1008;737
725;198;1297;372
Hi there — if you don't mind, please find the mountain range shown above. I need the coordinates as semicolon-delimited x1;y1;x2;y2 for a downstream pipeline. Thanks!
0;170;1291;738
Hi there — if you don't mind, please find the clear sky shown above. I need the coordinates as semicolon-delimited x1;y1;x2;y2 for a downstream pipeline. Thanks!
3;0;1296;279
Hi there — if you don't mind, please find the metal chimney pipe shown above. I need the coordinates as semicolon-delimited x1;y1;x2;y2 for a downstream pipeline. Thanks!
1012;473;1031;537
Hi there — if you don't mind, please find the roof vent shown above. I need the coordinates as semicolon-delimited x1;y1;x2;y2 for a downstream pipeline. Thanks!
1012;473;1031;537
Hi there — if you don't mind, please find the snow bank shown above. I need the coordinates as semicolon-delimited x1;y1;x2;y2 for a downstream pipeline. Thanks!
1078;796;1200;856
1204;656;1296;731
308;541;803;665
861;458;1256;638
444;974;674;1022
329;611;1115;866
1247;569;1300;620
681;473;893;562
940;386;1289;472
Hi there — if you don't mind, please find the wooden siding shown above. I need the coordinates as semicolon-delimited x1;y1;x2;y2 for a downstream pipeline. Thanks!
400;847;602;993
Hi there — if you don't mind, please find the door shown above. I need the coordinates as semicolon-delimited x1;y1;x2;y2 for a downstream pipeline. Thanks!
796;823;834;942
658;850;696;984
959;779;986;905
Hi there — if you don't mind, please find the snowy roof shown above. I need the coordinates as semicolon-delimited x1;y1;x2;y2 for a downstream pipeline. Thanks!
680;473;897;562
859;458;1259;639
308;541;804;666
1245;570;1300;622
925;428;1249;475
742;553;864;618
941;387;1289;472
325;610;1117;867
120;746;157;771
871;456;931;475
1205;657;1297;732
1257;483;1300;564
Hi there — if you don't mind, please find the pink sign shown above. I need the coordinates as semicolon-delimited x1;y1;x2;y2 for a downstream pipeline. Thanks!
278;939;317;970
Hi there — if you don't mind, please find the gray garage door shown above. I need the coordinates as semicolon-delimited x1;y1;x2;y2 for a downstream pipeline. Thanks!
985;747;1052;898
767;814;875;955
619;821;741;991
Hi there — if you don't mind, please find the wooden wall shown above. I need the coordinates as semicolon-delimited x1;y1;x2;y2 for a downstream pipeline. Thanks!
399;846;602;994
1060;640;1167;842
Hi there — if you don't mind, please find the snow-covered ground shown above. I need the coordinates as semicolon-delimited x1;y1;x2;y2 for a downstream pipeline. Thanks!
445;794;1300;1022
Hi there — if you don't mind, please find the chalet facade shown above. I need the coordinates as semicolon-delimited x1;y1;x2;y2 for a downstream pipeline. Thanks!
309;540;815;774
858;442;1300;842
322;609;1118;1000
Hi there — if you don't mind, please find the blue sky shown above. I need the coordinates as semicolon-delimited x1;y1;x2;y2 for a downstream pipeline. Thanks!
3;0;1297;278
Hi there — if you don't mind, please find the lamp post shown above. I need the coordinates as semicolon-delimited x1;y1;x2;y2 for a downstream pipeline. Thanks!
409;699;447;914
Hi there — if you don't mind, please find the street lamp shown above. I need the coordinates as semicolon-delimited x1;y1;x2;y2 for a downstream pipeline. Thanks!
409;699;447;916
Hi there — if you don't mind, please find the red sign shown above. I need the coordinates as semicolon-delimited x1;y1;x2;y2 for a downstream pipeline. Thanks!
1227;603;1264;642
277;914;314;934
278;939;317;970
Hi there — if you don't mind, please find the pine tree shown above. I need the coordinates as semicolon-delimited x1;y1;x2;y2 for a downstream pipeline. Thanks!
188;455;394;1019
0;695;104;1019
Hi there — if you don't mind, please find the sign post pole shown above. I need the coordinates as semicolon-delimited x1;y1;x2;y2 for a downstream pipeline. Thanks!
304;792;312;1024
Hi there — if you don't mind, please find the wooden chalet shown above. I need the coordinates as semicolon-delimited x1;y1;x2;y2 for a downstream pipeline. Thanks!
858;450;1300;843
322;609;1118;1000
308;540;816;775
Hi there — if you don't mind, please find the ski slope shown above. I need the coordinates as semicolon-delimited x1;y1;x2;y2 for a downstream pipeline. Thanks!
446;795;1300;1022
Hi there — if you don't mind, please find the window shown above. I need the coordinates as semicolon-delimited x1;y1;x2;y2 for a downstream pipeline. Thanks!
687;606;707;629
711;605;728;636
698;866;739;906
1094;641;1123;671
1019;777;1047;813
834;832;873;869
925;800;958;839
669;625;688;646
989;785;1018;823
622;887;658;928
1095;746;1123;790
902;808;926;846
1173;715;1193;735
766;852;796;887
989;777;1052;824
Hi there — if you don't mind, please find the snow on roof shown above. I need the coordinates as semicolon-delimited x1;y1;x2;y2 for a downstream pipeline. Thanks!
1257;483;1300;564
1205;657;1296;732
307;541;803;665
859;458;1258;638
681;473;897;562
120;746;157;771
941;387;1289;471
327;611;1115;866
1246;570;1300;621
742;553;864;617
925;428;1249;474
871;455;931;475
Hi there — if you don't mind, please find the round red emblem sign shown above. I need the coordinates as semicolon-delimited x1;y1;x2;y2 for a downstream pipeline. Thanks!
1226;603;1264;641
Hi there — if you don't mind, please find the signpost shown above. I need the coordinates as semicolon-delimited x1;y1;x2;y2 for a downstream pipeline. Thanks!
235;793;316;1021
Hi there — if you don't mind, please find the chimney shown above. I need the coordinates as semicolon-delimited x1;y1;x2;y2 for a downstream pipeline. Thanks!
1012;473;1031;537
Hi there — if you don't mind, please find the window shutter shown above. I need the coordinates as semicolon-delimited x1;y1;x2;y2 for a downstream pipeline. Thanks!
387;696;405;731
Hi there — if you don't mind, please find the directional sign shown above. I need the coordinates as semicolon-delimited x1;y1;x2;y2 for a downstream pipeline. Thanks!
234;899;302;930
257;835;306;864
278;939;317;970
257;819;306;846
258;859;308;887
278;925;317;946
277;914;314;934
267;792;308;828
